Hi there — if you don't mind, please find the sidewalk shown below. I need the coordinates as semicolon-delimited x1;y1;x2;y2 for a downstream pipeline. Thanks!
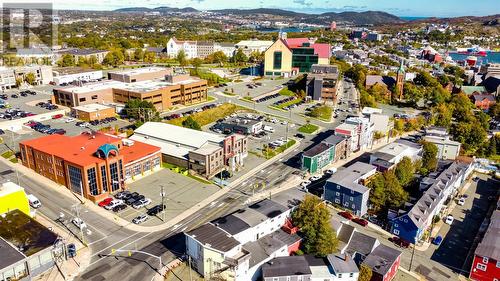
33;213;90;281
0;138;301;234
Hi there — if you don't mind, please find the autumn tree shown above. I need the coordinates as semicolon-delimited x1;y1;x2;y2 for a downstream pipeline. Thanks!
24;73;36;85
395;156;415;187
176;49;188;67
291;195;338;257
421;141;438;175
232;49;248;65
182;116;201;131
358;264;373;281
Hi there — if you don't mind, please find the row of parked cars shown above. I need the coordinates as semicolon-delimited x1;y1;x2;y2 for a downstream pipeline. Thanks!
0;108;36;120
246;82;262;89
255;93;280;103
36;101;59;110
163;103;221;120
74;117;118;127
97;190;165;224
25;121;66;135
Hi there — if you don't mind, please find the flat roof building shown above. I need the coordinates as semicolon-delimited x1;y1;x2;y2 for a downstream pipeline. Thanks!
71;103;116;121
19;132;161;202
0;182;30;216
107;67;172;83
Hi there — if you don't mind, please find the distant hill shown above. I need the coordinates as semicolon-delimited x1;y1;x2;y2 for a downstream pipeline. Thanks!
113;6;403;25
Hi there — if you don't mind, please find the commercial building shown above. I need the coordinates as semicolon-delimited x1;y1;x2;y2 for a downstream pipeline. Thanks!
214;117;263;135
71;103;116;121
0;182;30;216
264;37;331;77
301;134;349;174
235;40;274;56
423;127;461;160
54;48;109;64
197;41;215;59
19;132;161;202
0;68;16;90
14;65;53;86
323;162;377;216
53;73;208;111
107;67;172;83
335;117;374;152
369;140;422;171
130;122;248;178
52;68;103;85
307;64;341;101
166;37;198;59
0;210;66;281
185;189;305;281
390;161;473;243
469;210;500;281
214;42;237;58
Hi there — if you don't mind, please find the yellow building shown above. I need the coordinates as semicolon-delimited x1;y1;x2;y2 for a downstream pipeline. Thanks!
264;39;293;77
0;182;31;216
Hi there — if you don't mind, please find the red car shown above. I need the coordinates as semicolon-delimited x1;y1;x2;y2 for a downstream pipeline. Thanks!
98;198;113;207
352;218;368;227
389;236;410;248
52;114;63;119
338;211;354;220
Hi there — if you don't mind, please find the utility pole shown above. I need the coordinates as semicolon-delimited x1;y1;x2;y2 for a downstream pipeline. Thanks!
160;185;165;222
72;204;85;245
188;255;193;281
409;238;416;271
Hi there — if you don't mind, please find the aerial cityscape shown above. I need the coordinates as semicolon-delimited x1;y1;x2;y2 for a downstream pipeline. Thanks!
0;1;499;281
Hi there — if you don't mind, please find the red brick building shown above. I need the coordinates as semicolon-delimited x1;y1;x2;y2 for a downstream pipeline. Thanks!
469;210;500;281
19;132;161;202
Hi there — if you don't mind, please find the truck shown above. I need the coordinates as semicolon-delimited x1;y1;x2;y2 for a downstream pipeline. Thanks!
27;194;41;208
263;125;275;133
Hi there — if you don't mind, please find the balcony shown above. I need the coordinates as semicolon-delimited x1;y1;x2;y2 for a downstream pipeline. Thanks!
223;249;251;267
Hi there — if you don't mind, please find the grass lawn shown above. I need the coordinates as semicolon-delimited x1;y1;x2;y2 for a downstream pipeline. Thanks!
306;105;332;121
278;88;295;96
222;91;236;96
1;151;13;159
298;124;319;134
168;103;253;127
262;139;297;159
271;98;303;110
9;158;18;163
240;96;255;103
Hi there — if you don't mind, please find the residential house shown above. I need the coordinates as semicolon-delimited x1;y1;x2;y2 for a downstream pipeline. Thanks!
335;123;360;152
362;244;401;281
472;94;496;111
301;134;349;174
323;162;377;216
423;127;461;160
369;140;422;171
469;210;500;281
482;74;500;96
323;135;350;163
390;161;473;243
344;117;374;151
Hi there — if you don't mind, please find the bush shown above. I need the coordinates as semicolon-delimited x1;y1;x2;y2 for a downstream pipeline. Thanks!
308;105;332;121
1;151;13;159
279;88;296;96
298;124;319;134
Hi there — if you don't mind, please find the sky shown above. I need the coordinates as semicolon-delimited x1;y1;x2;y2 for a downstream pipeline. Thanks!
2;0;500;17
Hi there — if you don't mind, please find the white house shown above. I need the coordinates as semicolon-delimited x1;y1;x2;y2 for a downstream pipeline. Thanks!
166;37;198;59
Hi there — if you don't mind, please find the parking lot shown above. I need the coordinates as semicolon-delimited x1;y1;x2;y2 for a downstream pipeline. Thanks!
97;168;221;226
217;78;288;99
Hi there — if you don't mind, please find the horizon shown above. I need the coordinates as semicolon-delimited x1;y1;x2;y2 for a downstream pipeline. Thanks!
2;0;499;17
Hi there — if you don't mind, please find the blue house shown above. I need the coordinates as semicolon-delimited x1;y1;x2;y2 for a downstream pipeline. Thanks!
323;162;377;216
390;161;473;243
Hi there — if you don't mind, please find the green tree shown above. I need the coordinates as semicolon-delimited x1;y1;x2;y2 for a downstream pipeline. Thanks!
395;156;415;187
124;99;159;122
291;195;338;256
232;49;248;65
207;51;228;66
103;50;125;67
358;264;373;281
24;72;36;85
88;55;97;66
133;49;144;61
57;54;76;67
421;141;438;174
182;116;201;130
176;49;188;67
191;57;203;69
143;51;156;63
403;83;424;106
368;174;387;213
360;89;377;108
249;51;264;63
432;103;453;127
384;171;408;208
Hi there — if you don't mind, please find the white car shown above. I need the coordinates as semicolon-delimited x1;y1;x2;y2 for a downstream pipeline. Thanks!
132;198;152;209
65;117;75;123
310;175;322;181
300;181;311;188
132;214;149;224
324;168;337;175
71;218;87;229
104;199;124;210
445;215;454;225
457;197;465;206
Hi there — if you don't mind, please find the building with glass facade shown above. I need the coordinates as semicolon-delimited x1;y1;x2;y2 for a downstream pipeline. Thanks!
19;132;161;202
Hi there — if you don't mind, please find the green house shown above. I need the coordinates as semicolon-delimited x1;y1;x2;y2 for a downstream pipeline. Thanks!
301;143;335;174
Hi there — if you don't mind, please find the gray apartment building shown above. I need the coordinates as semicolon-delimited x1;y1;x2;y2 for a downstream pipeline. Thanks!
323;162;377;216
306;64;341;101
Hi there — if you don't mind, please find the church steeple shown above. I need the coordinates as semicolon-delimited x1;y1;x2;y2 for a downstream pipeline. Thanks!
396;59;405;99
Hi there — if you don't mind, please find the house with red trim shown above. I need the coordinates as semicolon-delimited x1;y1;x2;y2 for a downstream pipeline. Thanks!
469;210;500;281
472;94;496;111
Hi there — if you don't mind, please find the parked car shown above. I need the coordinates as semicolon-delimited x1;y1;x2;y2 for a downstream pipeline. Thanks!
309;175;322;181
445;215;454;225
300;181;311;188
147;204;166;216
71;218;87;229
324;168;337;175
352;218;368;227
105;199;124;210
67;243;77;258
113;204;127;212
338;211;353;220
457;197;465;206
132;198;152;209
126;194;144;205
132;214;149;224
98;198;113;207
432;235;443;245
52;114;63;119
115;191;131;199
294;133;305;139
389;236;410;248
10;94;19;98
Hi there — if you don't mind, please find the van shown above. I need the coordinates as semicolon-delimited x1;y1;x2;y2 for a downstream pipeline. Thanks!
28;194;41;208
263;125;275;133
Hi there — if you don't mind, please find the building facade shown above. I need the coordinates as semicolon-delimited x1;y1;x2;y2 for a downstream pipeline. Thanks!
71;103;116;121
469;210;500;281
52;69;103;85
0;182;30;216
19;132;161;202
166;37;198;59
307;65;341;101
107;67;172;83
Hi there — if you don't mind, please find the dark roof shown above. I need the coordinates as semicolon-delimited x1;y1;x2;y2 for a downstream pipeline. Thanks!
366;75;396;88
346;231;379;256
0;210;58;256
337;223;355;245
322;134;348;146
0;237;25;270
327;253;359;274
363;244;402;276
267;228;302;246
243;234;286;268
187;223;239;252
249;199;289;218
303;254;330;266
262;256;312;277
482;75;500;94
472;94;496;102
303;142;332;157
212;214;250;235
475;210;500;261
58;48;108;56
371;158;394;169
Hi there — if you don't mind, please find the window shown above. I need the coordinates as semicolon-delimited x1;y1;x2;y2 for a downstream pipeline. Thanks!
352;204;355;209
110;162;120;191
87;167;98;196
337;185;340;189
404;219;408;223
101;166;108;192
476;263;487;271
483;257;489;264
350;196;354;201
79;97;86;102
393;229;400;235
336;192;340;196
338;274;342;278
394;223;398;227
335;199;340;204
68;165;83;195
349;273;354;277
273;51;282;69
496;260;500;268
